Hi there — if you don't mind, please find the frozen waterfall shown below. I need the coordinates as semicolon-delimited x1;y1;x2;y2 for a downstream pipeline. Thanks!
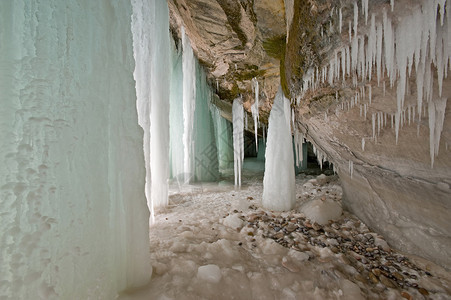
0;1;151;298
169;28;219;183
262;88;296;211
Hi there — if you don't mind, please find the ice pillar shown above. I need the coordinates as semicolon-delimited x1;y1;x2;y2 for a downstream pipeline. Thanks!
232;98;244;186
262;87;296;210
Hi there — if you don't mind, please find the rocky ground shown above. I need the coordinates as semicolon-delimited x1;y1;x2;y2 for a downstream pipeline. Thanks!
119;168;451;300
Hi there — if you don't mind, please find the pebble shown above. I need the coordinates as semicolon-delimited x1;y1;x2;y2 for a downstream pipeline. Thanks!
368;272;379;284
238;199;435;298
393;272;404;281
418;287;429;296
379;275;396;288
400;291;412;300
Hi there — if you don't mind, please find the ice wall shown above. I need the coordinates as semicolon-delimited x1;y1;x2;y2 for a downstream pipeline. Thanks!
212;107;234;171
168;30;219;183
262;88;296;211
1;1;151;298
193;65;220;181
169;45;184;179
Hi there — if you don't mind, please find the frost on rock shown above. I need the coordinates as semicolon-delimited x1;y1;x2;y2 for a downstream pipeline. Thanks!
262;87;296;211
233;98;244;186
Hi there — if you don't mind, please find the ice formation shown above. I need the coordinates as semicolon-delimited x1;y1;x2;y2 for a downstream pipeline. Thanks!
298;0;450;167
0;1;151;298
193;65;219;181
428;98;448;167
294;128;306;168
182;27;196;183
169;29;219;183
251;78;260;152
212;107;234;172
262;88;296;211
150;0;171;209
233;98;244;186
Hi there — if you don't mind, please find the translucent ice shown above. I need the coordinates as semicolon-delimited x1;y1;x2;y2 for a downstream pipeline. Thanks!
262;87;296;211
233;98;244;186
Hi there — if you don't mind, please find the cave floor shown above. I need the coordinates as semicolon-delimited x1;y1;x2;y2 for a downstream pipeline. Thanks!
119;163;451;300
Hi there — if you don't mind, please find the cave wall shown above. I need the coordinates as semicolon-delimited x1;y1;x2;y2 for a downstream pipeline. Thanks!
0;1;151;298
169;0;451;269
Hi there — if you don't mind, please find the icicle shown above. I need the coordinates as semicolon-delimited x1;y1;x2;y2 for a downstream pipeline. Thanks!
349;20;352;43
362;137;365;151
349;160;354;178
232;98;244;186
395;112;400;144
364;104;367;120
251;78;260;152
362;0;368;25
391;0;394;12
354;2;358;37
377;112;381;135
368;85;372;105
372;113;376;140
339;7;343;34
428;98;447;168
245;112;249;130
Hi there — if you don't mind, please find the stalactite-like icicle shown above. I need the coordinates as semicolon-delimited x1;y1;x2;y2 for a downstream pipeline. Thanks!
251;78;259;152
232;98;244;186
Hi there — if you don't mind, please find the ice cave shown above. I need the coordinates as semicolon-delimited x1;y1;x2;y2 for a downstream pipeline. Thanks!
1;0;451;299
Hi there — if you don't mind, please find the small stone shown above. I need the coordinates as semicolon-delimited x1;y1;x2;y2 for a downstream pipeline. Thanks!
331;247;340;254
354;274;368;284
273;232;284;239
312;223;322;231
372;268;381;277
379;275;396;288
247;196;253;200
400;292;412;300
247;232;254;236
368;273;379;284
418;288;429;296
393;272;404;281
286;223;297;233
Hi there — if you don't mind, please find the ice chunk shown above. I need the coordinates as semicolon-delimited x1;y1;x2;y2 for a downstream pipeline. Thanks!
262;87;296;211
197;265;222;283
223;214;244;229
301;198;343;225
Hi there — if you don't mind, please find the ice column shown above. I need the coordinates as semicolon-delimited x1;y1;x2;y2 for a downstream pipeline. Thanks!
262;87;296;211
251;78;260;152
193;64;219;181
182;27;196;183
212;107;234;171
169;44;184;180
233;98;244;186
150;0;171;208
